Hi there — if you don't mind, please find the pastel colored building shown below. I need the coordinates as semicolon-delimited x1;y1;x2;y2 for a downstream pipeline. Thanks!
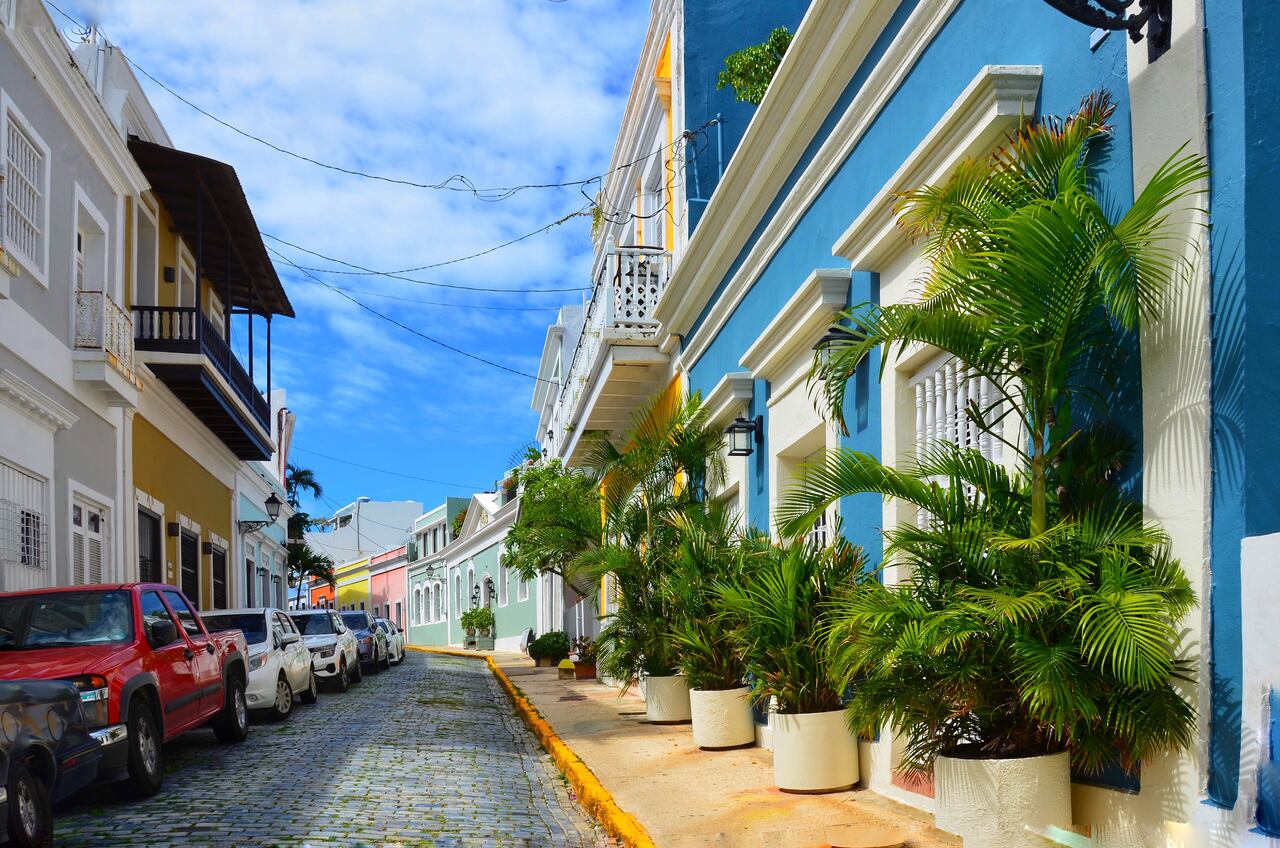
406;498;467;647
369;545;408;630
532;0;1280;844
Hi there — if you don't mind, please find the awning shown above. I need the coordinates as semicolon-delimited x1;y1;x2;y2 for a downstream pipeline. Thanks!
128;137;294;318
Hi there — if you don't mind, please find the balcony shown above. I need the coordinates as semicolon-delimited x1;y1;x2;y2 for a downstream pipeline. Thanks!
133;305;273;459
548;244;673;464
72;290;138;407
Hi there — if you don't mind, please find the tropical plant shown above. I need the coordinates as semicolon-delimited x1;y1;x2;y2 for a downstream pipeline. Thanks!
529;630;570;663
715;535;864;715
803;92;1207;536
285;464;323;540
451;507;468;539
460;607;495;633
503;459;603;597
288;542;335;607
809;444;1196;776
717;26;793;105
665;505;763;691
571;636;598;665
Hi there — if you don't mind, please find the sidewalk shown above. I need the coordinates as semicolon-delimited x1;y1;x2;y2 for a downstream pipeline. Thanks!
496;656;960;848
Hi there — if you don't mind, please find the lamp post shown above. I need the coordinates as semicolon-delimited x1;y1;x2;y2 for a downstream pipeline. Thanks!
236;492;283;534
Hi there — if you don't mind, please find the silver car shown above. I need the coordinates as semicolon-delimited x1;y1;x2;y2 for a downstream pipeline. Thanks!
288;609;361;691
375;618;406;665
204;608;316;720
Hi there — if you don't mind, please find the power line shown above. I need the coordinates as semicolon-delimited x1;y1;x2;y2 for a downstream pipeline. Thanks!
44;0;709;202
279;273;561;312
293;446;487;490
269;248;553;383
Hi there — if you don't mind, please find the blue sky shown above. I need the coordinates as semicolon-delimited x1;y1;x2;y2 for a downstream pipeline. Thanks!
55;0;649;523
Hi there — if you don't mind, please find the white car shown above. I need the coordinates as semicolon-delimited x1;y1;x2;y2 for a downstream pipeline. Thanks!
289;609;361;691
375;618;405;665
203;607;316;720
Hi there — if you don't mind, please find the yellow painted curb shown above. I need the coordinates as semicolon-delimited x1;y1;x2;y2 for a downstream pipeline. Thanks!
407;645;658;848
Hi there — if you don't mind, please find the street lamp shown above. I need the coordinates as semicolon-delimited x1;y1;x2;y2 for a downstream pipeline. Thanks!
237;492;283;534
812;325;862;368
1040;0;1170;61
725;415;764;458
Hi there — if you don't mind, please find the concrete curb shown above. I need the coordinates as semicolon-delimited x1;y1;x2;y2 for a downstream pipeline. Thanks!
407;646;659;848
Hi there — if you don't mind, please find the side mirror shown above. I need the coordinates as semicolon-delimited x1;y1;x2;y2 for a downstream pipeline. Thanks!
149;619;177;647
282;632;300;647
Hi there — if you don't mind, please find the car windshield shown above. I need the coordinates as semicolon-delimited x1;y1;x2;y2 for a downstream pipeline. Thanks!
374;621;388;633
290;613;334;635
202;613;267;645
0;591;133;649
340;613;368;631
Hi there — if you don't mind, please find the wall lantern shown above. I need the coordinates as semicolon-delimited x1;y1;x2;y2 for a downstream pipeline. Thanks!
725;415;764;457
812;326;862;367
470;585;481;609
1041;0;1171;61
483;576;496;607
237;492;284;534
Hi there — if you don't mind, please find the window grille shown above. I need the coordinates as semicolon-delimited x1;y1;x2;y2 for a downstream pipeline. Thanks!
1;461;48;590
5;117;44;270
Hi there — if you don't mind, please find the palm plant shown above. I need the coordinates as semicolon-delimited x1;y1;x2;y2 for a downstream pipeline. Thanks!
714;535;865;715
813;444;1196;776
665;505;764;691
288;542;335;608
804;92;1206;536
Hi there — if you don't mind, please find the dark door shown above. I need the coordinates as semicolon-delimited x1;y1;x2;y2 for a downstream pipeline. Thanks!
211;548;227;609
138;509;162;583
180;531;199;605
245;559;255;606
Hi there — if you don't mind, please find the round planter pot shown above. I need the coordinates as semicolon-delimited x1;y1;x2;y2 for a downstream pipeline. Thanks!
771;709;858;793
689;686;754;749
934;750;1071;848
643;675;692;723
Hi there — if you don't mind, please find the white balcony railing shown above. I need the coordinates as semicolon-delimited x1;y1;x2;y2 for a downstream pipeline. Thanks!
550;244;671;448
75;290;135;379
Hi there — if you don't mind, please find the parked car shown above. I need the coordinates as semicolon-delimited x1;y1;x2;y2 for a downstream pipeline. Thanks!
0;584;250;798
0;679;103;848
203;608;317;720
340;611;389;672
288;610;360;692
375;618;405;666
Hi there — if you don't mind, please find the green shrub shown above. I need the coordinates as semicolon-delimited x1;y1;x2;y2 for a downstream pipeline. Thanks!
716;27;793;105
529;630;570;662
460;607;494;632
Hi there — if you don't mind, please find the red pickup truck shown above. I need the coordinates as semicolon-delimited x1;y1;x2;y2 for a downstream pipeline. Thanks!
0;583;249;797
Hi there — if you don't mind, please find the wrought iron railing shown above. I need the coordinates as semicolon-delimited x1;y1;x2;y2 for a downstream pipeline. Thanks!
133;305;269;429
548;244;670;450
74;290;135;380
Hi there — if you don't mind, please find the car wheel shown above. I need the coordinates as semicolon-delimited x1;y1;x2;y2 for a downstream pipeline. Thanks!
212;675;249;743
6;760;52;848
333;658;350;693
350;654;363;683
269;675;293;721
300;668;320;704
124;698;164;798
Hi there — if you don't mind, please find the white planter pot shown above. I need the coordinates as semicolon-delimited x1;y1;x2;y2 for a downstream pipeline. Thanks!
770;709;858;793
689;686;754;749
643;675;692;723
935;750;1071;848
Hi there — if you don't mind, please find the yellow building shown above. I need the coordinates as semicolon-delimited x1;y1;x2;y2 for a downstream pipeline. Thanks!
334;558;372;612
125;138;292;610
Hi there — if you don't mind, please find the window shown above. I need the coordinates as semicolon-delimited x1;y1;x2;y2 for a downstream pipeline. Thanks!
413;587;422;624
1;460;48;588
272;575;282;609
138;508;162;583
179;531;199;604
499;561;508;606
211;547;227;609
141;590;181;646
71;500;106;585
162;590;203;638
435;581;444;621
454;571;462;618
395;601;402;629
911;355;1002;463
244;551;255;607
4;103;48;276
517;573;529;603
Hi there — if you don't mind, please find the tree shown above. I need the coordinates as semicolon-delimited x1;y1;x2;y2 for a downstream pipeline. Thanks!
800;92;1206;536
289;542;335;608
717;26;793;105
285;464;323;542
503;459;602;597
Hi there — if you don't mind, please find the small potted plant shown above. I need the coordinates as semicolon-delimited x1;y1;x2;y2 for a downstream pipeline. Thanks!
570;636;598;680
529;630;570;668
460;607;494;639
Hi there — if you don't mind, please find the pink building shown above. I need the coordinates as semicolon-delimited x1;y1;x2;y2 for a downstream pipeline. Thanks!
369;545;409;631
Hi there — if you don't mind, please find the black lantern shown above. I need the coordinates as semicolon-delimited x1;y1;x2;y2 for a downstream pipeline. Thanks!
483;576;496;607
470;585;481;609
812;326;861;367
725;415;763;457
237;492;284;534
264;492;282;521
1041;0;1170;61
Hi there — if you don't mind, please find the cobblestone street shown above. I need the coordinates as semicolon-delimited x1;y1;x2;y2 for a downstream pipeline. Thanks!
54;652;618;848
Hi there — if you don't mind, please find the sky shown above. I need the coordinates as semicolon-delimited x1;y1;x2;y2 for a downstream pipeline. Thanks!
51;0;649;528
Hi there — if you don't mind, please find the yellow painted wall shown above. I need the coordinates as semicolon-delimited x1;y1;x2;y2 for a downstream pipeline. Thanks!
656;35;675;250
132;415;232;607
335;560;372;611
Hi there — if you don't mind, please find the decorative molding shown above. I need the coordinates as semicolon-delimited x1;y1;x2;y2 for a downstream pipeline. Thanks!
833;65;1043;266
176;512;201;536
135;488;164;517
658;0;961;356
739;269;849;381
0;369;78;431
702;371;754;427
208;531;229;551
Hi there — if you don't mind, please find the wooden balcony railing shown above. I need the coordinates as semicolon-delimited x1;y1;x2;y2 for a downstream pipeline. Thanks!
133;305;270;429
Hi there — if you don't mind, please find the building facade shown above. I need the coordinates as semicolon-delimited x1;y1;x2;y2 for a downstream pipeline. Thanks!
531;0;1280;845
405;498;466;646
369;544;407;629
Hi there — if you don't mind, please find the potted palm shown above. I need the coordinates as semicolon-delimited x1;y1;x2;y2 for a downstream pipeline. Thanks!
784;94;1205;845
460;607;494;639
667;507;760;749
570;636;598;680
716;537;864;792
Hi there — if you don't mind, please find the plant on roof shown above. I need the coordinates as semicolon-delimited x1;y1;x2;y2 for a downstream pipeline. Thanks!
717;26;793;105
